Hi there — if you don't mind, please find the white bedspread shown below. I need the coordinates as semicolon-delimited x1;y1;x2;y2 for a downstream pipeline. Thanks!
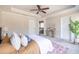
28;34;53;54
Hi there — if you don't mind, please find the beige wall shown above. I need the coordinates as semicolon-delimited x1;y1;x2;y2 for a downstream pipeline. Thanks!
0;7;79;38
45;11;79;39
0;11;2;27
45;16;61;38
0;11;39;35
0;11;29;34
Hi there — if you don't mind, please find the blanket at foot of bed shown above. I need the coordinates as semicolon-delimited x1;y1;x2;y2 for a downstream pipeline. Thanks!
0;43;17;54
18;40;40;54
28;34;53;54
0;40;40;54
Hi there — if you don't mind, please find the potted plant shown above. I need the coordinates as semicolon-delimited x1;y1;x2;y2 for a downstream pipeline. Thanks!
69;19;79;44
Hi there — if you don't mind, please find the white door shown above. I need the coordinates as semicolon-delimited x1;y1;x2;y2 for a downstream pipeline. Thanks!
60;16;70;41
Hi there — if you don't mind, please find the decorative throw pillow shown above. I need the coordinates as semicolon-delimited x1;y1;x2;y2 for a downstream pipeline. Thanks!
25;35;32;42
10;32;21;50
20;34;28;47
2;33;10;44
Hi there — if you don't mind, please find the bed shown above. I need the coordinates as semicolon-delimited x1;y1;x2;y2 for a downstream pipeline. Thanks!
1;33;79;54
0;34;40;54
0;40;40;54
0;33;53;54
0;41;40;54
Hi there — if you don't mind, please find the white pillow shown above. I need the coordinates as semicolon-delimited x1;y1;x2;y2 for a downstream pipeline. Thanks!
20;34;28;47
10;32;21;50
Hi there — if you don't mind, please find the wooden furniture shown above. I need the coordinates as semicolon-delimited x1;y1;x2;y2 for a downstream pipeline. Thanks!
0;27;2;44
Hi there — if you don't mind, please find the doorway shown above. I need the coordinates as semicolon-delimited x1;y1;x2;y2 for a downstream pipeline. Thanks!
39;21;44;35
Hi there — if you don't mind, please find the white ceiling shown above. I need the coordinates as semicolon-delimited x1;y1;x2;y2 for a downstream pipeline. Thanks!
0;5;76;17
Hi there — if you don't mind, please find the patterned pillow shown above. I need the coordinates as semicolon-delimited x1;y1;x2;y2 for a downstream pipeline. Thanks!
10;32;21;50
25;35;32;42
20;34;28;47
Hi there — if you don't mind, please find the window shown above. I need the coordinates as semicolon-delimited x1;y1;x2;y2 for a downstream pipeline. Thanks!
39;21;44;35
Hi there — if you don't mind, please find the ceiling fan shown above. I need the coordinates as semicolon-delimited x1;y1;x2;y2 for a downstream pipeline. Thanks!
30;5;49;14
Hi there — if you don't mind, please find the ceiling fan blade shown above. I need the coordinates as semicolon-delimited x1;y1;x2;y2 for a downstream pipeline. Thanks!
36;11;39;14
30;9;38;11
41;8;49;10
37;5;41;10
41;10;46;13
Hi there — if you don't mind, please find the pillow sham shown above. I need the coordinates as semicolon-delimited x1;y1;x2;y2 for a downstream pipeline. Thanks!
10;32;21;50
20;34;28;47
25;35;32;42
